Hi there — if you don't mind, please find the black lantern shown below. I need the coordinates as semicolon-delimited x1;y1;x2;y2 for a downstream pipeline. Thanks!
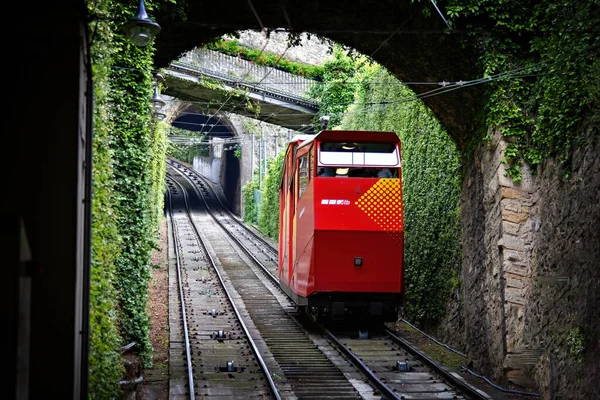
150;86;166;110
122;0;161;47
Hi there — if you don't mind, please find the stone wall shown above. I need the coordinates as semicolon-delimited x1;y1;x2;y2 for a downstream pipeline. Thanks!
236;30;331;66
439;130;600;399
524;133;600;399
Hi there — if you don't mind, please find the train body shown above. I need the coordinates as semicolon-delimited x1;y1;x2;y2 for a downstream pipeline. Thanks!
278;130;404;322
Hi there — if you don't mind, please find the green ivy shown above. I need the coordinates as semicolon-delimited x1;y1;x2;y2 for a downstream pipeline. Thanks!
442;0;600;181
87;0;170;392
242;177;260;226
87;0;124;397
166;127;209;163
307;45;357;128
340;65;462;327
258;151;286;240
205;39;325;80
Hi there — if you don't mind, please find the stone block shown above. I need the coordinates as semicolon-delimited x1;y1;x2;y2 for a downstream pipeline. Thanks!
504;286;526;305
501;198;525;212
502;221;521;236
499;235;526;251
503;249;524;262
504;273;526;289
502;209;529;224
503;260;529;277
500;187;531;201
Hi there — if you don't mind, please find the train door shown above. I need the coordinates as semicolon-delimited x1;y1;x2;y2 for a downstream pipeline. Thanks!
288;145;298;285
280;145;295;285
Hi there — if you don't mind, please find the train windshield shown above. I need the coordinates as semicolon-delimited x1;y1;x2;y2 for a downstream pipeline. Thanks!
318;142;400;167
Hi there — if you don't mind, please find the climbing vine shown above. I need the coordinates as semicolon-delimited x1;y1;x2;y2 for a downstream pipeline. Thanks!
205;38;325;80
307;45;357;128
242;177;260;226
258;151;286;240
87;0;124;397
87;0;170;396
166;127;209;163
340;64;462;327
440;0;600;181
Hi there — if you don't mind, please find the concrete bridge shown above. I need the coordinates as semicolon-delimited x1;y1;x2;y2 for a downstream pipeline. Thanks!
163;48;320;133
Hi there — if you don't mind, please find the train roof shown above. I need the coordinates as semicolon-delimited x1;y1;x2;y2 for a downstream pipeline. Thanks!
295;130;399;150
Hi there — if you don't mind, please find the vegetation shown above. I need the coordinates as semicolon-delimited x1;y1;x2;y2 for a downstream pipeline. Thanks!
166;127;209;163
307;46;358;128
243;53;462;327
257;151;286;240
87;0;169;396
206;38;325;80
439;0;600;181
242;176;260;226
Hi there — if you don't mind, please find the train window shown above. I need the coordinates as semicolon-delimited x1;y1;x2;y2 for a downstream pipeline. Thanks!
320;142;396;152
318;142;400;167
299;154;309;197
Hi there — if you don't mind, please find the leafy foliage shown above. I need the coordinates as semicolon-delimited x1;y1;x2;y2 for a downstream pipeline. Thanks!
443;0;600;180
340;66;462;327
87;0;124;397
87;0;169;394
307;45;357;127
258;151;286;240
166;127;209;163
205;39;325;80
242;176;260;226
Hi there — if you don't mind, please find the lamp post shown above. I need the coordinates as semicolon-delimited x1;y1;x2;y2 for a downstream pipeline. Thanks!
150;86;167;121
122;0;161;47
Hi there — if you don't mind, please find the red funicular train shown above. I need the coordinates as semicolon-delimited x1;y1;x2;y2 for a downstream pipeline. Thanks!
278;130;404;322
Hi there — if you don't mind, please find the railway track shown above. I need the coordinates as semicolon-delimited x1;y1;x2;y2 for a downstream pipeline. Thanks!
166;174;279;398
166;160;493;400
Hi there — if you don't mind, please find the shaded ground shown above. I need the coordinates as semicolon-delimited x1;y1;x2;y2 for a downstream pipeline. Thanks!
387;321;536;399
136;217;170;400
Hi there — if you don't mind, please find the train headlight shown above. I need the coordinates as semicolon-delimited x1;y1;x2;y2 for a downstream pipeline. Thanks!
354;257;363;267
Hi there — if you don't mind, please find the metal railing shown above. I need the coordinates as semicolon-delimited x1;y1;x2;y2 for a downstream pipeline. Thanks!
172;48;320;105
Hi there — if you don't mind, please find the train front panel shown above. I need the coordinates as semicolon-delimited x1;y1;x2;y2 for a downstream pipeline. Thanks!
311;175;404;295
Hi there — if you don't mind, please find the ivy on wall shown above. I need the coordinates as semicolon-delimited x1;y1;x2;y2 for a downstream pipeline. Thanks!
242;177;260;226
166;127;210;163
441;0;600;181
87;0;169;395
87;0;124;397
206;38;325;80
340;65;462;327
258;151;286;240
307;45;357;128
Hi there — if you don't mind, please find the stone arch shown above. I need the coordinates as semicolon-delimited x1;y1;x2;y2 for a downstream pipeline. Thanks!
154;0;483;147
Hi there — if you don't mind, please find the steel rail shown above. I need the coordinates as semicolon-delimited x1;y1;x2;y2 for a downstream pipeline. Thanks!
165;178;195;400
170;161;490;400
318;325;403;400
384;326;490;400
168;171;282;400
169;162;279;285
169;160;278;259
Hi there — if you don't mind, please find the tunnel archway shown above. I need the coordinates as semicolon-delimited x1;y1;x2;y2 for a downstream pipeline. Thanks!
170;104;242;213
154;0;482;147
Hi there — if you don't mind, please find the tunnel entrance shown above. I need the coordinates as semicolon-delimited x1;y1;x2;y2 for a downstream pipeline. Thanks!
221;146;241;215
